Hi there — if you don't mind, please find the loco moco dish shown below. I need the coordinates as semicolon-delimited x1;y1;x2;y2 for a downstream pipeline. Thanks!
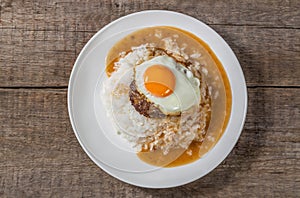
101;26;231;167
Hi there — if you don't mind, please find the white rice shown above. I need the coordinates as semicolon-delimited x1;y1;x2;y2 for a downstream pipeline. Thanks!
101;42;210;155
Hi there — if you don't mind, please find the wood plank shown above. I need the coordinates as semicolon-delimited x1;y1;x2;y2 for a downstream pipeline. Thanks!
212;25;300;86
0;28;94;87
1;27;299;87
1;0;299;30
0;88;299;196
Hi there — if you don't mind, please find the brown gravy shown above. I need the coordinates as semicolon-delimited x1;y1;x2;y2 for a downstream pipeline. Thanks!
105;26;232;167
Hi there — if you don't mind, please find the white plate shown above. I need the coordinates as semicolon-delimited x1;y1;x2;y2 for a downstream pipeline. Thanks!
68;10;247;188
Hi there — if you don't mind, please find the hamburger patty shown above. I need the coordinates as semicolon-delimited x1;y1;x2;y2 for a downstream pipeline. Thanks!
129;80;167;118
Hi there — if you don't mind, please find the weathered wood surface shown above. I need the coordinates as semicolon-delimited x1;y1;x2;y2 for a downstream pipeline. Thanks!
1;26;299;87
1;0;300;87
1;0;299;29
0;0;299;197
0;88;299;197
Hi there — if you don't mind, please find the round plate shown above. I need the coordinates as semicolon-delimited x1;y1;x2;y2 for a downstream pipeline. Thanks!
68;10;247;188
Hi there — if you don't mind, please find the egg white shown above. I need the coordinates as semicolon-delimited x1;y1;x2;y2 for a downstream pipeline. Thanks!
135;55;200;115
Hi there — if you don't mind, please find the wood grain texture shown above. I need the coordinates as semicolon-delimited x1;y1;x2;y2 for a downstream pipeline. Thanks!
0;28;94;87
1;0;299;30
0;26;299;87
0;0;299;87
0;88;299;197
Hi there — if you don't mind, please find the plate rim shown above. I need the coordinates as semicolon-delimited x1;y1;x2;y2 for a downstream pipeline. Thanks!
68;10;248;188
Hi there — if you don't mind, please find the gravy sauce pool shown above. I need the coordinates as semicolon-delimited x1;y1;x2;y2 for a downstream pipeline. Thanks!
105;26;232;167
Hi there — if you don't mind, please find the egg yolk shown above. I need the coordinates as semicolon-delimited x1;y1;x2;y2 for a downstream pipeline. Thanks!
143;65;176;97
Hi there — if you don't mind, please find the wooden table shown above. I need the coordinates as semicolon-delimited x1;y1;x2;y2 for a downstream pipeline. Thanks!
1;0;299;197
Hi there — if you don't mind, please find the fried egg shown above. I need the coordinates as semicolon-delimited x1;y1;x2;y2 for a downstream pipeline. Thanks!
135;55;200;115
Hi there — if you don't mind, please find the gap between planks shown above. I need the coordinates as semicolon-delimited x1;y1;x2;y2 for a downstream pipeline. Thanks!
0;85;299;90
0;24;299;32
